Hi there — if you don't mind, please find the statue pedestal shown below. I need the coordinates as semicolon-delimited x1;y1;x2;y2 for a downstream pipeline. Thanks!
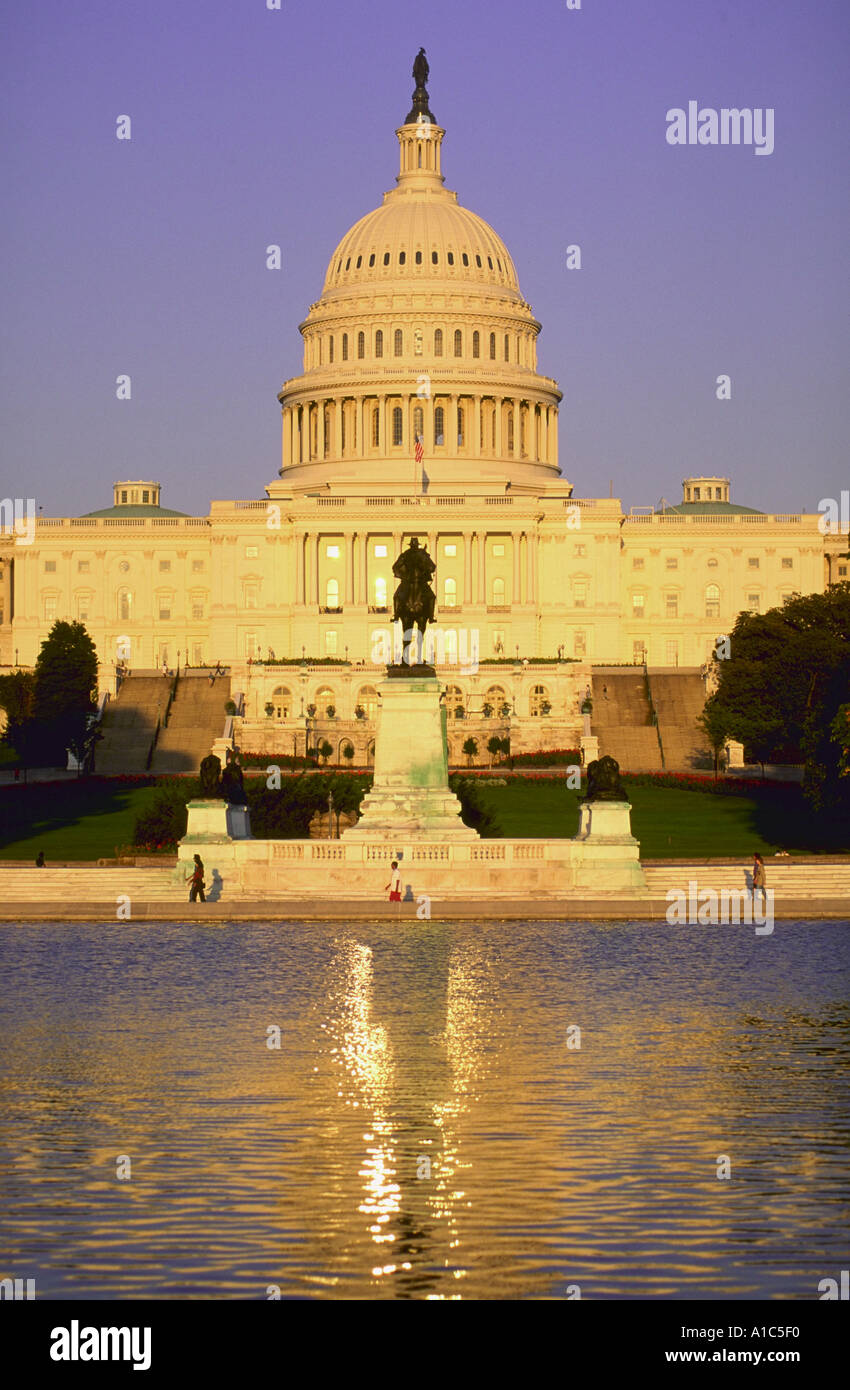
580;734;599;766
344;670;478;840
575;799;637;844
181;799;252;844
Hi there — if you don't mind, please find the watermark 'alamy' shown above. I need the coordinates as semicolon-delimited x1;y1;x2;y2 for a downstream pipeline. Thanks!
0;497;36;544
666;103;774;156
666;882;774;936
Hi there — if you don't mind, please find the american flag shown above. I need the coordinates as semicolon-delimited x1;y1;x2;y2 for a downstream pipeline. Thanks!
414;435;424;465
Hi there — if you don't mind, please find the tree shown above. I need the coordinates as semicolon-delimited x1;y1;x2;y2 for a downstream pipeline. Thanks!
342;743;355;765
698;696;729;779
0;670;37;767
487;735;502;766
9;621;100;768
704;586;850;811
318;739;333;765
499;735;512;769
462;736;478;767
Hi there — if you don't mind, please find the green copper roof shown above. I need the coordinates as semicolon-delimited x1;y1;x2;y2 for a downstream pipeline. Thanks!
659;501;763;516
80;504;191;518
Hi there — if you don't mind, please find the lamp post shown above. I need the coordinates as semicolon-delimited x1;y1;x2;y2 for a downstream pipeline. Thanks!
328;789;334;840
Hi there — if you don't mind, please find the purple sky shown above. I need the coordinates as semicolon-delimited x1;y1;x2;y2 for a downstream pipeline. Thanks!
1;0;847;517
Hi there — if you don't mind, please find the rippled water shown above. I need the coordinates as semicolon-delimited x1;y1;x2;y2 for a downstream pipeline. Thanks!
0;920;848;1300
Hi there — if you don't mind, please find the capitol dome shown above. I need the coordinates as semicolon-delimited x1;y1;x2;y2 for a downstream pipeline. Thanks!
272;55;565;497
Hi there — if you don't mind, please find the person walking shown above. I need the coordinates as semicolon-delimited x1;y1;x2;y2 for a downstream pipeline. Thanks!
35;850;46;867
752;852;767;905
385;860;402;904
187;853;206;903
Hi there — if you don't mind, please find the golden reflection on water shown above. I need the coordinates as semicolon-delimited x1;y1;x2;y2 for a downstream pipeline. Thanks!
0;921;848;1299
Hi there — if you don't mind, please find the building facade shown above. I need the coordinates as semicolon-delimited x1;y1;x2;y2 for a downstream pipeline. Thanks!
0;70;842;756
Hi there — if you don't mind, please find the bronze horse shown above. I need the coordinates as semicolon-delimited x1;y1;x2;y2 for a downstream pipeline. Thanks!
392;538;436;665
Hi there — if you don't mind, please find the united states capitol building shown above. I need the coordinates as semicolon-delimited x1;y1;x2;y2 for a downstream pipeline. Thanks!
0;60;842;770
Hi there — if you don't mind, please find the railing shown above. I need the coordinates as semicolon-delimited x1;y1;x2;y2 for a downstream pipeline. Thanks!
316;497;346;506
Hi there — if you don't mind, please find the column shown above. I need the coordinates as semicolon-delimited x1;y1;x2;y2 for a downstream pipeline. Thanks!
357;397;365;458
495;398;503;457
334;399;343;460
473;395;482;457
464;533;473;605
526;531;535;605
295;532;304;606
344;533;353;605
313;534;320;605
551;407;558;470
520;532;527;605
477;533;486;604
512;398;521;460
448;393;458;451
512;532;521;605
402;394;410;455
361;533;369;607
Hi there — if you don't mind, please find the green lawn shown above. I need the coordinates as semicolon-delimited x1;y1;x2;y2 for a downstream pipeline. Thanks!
0;774;845;861
472;779;848;858
0;782;162;861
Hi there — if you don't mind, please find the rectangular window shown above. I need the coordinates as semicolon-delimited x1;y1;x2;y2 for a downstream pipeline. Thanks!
839;564;848;577
192;644;203;665
748;593;760;613
245;584;258;610
665;593;678;618
44;560;56;572
142;490;149;503
159;560;171;572
443;543;457;557
245;546;259;558
665;557;678;570
632;557;644;570
326;544;340;558
192;559;204;572
120;491;128;503
43;596;57;620
77;598;89;621
192;604;203;620
325;630;338;655
666;640;679;665
781;557;793;569
633;640;646;663
574;581;587;608
77;560;90;573
632;594;645;617
574;544;586;557
245;632;257;658
748;557;760;569
574;631;586;657
492;543;505;556
159;606;171;621
374;544;388;557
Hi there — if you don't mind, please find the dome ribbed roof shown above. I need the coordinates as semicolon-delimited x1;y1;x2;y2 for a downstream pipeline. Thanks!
322;197;522;299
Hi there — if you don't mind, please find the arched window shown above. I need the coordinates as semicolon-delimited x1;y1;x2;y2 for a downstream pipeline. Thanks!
472;330;480;358
434;328;443;356
489;332;496;359
504;333;510;361
374;576;387;607
357;685;378;718
328;336;334;364
372;407;380;447
530;685;551;717
383;251;390;266
118;589;133;621
392;406;403;446
453;328;462;357
445;684;464;717
375;329;383;358
457;406;465;447
315;686;336;717
394;328;403;357
705;584;720;619
357;331;365;359
415;249;422;263
443;577;457;607
434;405;445;446
342;333;348;361
325;578;339;608
272;686;292;718
491;576;505;605
413;405;424;440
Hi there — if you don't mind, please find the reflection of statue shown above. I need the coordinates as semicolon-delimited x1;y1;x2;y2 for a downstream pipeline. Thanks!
412;47;429;89
392;538;436;665
199;753;221;797
220;752;246;805
583;756;626;803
